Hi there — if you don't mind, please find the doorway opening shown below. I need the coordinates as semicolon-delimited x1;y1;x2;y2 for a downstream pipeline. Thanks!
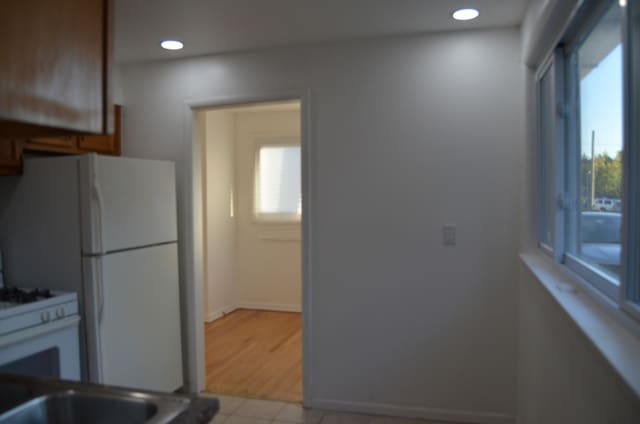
197;100;303;403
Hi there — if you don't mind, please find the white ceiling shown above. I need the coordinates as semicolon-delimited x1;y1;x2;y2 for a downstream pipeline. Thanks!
115;0;530;64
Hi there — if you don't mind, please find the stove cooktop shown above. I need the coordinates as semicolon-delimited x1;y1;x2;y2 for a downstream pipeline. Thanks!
0;287;77;313
0;287;79;335
0;287;54;305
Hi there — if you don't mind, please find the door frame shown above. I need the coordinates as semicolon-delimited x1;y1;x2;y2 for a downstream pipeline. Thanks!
181;91;313;405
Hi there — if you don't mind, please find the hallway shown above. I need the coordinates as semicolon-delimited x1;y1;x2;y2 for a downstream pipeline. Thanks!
205;309;302;403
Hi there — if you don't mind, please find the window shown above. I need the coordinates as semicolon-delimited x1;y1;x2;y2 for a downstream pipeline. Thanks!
537;0;640;319
254;144;301;221
538;64;557;250
623;0;640;317
536;48;565;262
565;1;624;290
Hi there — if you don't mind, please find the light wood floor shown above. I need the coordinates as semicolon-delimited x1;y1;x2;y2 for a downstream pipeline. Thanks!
205;309;302;403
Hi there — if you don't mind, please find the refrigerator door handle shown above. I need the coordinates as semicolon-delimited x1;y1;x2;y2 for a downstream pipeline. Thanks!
80;153;107;256
96;257;105;323
91;165;107;256
82;256;105;383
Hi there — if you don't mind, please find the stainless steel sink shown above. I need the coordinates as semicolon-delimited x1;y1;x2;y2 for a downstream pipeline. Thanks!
0;375;212;424
0;390;159;424
0;390;158;424
0;382;33;414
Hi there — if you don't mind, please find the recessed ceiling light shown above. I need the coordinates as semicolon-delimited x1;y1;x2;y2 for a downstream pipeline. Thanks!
161;40;184;50
452;8;480;21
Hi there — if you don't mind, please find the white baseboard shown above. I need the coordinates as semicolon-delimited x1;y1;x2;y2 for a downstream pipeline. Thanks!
310;398;514;424
205;304;239;323
205;302;301;322
238;302;302;313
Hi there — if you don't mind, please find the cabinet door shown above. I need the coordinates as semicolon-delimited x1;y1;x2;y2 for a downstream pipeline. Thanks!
0;140;22;175
78;135;115;154
0;0;105;133
78;105;121;155
24;136;79;154
0;104;121;175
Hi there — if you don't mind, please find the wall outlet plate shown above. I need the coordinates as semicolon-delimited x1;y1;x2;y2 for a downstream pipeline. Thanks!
443;224;456;246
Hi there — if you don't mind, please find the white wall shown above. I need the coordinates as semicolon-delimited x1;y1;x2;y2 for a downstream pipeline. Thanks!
234;109;301;311
517;1;640;422
517;265;640;423
203;109;238;320
119;27;522;422
521;0;577;67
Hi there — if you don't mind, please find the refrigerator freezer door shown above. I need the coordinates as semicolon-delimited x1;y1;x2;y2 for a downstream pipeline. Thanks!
79;154;178;255
86;243;183;391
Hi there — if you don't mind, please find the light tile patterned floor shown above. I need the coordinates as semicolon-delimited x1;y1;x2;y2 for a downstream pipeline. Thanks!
202;394;453;424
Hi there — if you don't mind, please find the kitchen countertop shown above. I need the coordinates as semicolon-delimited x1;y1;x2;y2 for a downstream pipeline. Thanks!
0;374;219;424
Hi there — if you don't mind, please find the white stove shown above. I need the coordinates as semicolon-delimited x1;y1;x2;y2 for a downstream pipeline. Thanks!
0;288;79;336
0;287;81;380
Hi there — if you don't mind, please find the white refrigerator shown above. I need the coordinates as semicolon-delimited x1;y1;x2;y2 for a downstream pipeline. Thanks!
0;154;183;392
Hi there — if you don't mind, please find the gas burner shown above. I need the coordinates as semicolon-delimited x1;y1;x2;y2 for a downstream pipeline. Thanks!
0;287;53;304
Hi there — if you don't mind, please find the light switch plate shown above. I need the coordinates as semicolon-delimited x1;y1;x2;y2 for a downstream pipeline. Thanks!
443;224;456;246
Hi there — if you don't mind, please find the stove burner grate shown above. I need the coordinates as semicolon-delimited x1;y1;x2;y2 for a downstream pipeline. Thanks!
0;287;53;304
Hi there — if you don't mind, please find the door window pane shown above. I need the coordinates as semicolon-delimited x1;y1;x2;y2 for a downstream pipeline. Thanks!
573;2;623;282
256;145;301;217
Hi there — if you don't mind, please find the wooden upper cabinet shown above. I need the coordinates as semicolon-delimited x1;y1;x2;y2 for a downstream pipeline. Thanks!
25;105;122;156
0;104;122;176
0;139;22;176
0;0;113;136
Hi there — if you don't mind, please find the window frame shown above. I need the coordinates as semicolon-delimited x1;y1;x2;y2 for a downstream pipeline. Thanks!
535;49;566;264
562;0;624;302
535;56;552;253
536;0;636;311
252;137;302;223
621;0;640;321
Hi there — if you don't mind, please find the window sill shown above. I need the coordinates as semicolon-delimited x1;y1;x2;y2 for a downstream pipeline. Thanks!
252;214;301;224
520;251;640;399
257;224;301;241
